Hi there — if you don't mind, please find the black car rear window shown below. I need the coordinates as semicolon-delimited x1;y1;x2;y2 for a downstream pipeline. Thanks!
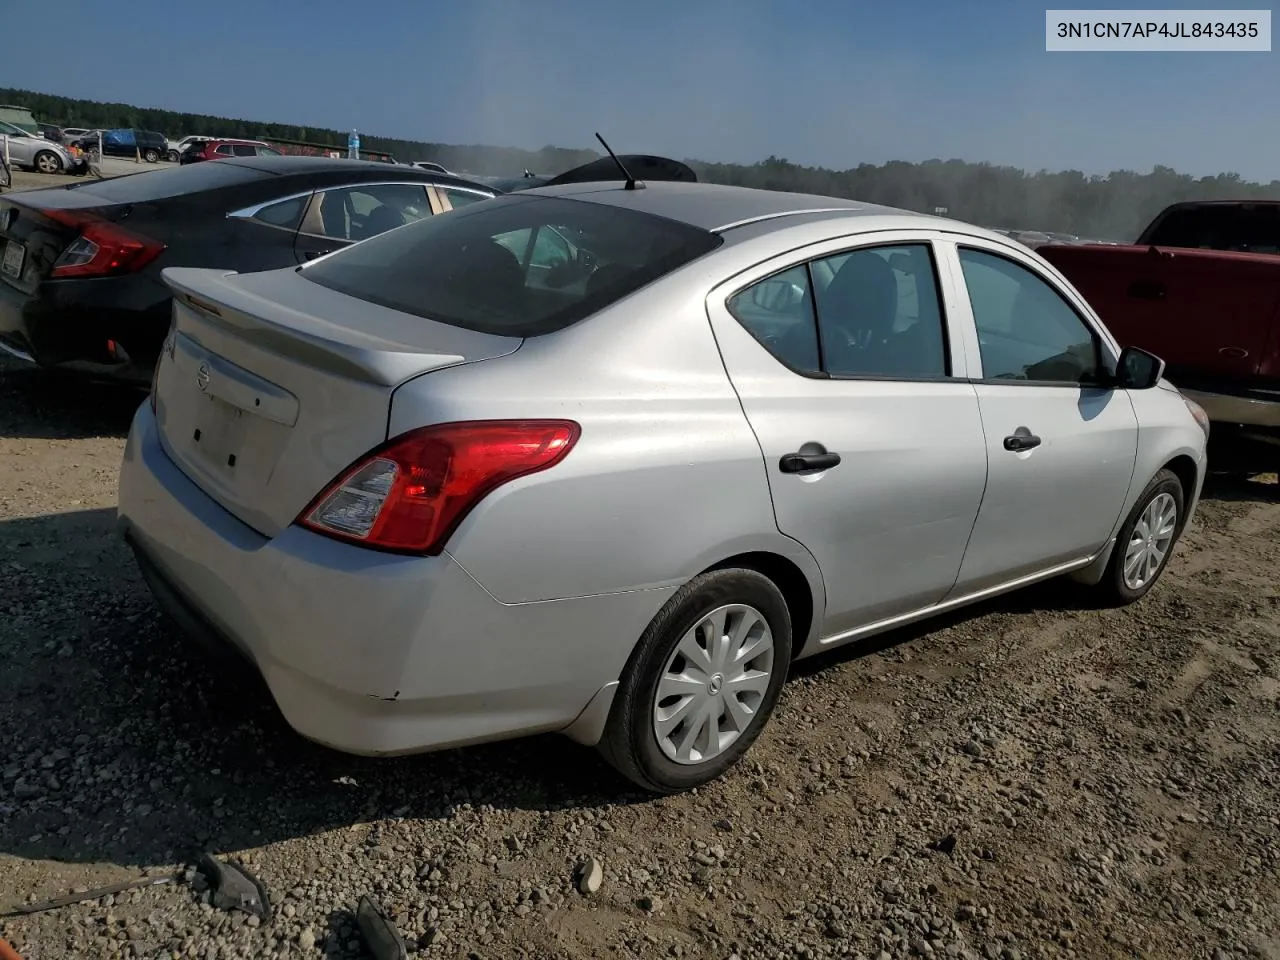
300;194;723;336
65;162;274;202
1143;205;1280;253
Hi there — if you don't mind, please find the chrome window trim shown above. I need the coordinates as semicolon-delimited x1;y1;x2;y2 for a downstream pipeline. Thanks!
226;189;318;221
435;184;497;200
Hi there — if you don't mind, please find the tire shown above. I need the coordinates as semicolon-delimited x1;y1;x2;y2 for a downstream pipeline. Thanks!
166;150;179;163
1094;468;1185;606
34;150;63;175
599;567;792;793
143;148;160;163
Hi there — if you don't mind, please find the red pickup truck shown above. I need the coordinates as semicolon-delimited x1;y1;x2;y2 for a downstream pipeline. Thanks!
1040;201;1280;459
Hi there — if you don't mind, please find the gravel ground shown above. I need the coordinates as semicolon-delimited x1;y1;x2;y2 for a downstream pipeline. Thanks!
0;357;1278;960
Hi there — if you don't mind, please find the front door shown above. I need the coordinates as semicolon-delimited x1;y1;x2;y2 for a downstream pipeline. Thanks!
943;240;1139;594
706;233;989;638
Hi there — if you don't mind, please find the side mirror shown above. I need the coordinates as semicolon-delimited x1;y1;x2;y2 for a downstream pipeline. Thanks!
1115;345;1165;390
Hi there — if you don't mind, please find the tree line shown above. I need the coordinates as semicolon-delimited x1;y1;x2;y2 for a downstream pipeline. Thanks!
6;87;1277;242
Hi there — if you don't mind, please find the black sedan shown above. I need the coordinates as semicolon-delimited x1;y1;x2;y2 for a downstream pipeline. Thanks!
0;157;501;384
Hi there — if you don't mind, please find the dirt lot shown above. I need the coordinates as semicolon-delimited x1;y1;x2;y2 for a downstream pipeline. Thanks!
0;331;1278;958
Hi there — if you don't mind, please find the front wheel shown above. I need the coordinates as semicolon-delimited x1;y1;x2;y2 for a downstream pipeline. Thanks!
143;148;160;163
1094;468;1185;606
34;150;63;174
166;149;179;163
599;568;792;793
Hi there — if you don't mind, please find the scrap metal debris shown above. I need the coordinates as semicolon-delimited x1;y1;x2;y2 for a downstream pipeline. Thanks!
0;874;179;918
355;894;407;960
196;853;271;921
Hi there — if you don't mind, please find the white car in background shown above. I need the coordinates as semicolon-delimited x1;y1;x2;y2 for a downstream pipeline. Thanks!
166;134;213;163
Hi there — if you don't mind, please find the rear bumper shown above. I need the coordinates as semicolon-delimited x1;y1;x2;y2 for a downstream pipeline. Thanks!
117;403;671;756
0;277;165;384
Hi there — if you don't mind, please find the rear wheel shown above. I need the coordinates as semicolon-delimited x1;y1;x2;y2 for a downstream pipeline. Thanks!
599;568;792;793
34;150;62;174
1094;468;1184;606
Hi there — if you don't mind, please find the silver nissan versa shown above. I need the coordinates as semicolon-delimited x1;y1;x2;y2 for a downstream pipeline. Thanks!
117;179;1208;793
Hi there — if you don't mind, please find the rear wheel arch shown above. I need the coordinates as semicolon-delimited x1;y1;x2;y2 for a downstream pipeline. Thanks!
700;551;816;658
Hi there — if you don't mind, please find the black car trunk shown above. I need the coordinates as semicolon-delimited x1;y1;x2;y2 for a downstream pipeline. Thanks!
0;190;128;295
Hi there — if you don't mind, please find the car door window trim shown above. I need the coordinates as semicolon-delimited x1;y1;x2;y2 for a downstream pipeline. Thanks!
226;188;317;225
953;242;1116;388
724;237;957;383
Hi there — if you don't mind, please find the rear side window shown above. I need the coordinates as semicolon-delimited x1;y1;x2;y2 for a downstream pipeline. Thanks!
440;186;490;210
1144;205;1280;254
301;194;723;336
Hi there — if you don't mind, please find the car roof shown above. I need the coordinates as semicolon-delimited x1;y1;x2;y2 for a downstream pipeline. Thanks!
520;180;939;233
211;154;499;191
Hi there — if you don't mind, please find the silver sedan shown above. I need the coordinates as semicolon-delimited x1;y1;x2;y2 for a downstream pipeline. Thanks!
0;120;74;175
117;179;1209;792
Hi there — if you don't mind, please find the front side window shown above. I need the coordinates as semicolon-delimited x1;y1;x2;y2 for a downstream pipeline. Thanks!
302;194;723;336
214;144;234;157
727;243;949;379
958;247;1103;384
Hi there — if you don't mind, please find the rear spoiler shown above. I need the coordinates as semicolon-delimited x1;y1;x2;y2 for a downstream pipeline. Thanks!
544;155;697;187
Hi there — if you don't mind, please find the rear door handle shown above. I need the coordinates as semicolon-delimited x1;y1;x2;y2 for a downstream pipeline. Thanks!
779;446;841;474
1003;427;1042;452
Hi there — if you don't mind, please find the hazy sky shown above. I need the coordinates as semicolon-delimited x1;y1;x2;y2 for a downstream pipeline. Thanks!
4;0;1277;180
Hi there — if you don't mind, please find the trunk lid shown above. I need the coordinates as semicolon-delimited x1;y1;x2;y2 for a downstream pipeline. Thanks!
155;265;523;537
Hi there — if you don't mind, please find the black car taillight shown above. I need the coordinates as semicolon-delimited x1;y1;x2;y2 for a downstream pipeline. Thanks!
41;209;166;279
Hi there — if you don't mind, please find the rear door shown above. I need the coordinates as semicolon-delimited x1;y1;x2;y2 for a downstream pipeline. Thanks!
292;182;436;263
706;230;989;638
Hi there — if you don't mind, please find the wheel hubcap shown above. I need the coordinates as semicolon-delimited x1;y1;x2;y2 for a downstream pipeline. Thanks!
652;603;775;765
1123;492;1177;590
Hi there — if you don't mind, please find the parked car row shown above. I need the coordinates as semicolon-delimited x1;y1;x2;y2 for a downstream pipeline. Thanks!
1;152;1213;793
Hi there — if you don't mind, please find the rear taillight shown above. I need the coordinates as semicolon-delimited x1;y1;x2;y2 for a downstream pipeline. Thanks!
42;209;166;279
298;420;580;555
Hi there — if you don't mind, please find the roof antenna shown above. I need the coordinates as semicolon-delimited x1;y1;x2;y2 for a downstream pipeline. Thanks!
595;132;643;190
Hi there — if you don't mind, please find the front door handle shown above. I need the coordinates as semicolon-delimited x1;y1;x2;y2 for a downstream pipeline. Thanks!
1003;427;1042;452
779;443;842;474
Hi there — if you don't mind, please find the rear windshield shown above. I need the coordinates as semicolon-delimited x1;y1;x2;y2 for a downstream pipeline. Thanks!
1143;205;1280;253
300;193;723;336
63;162;273;202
